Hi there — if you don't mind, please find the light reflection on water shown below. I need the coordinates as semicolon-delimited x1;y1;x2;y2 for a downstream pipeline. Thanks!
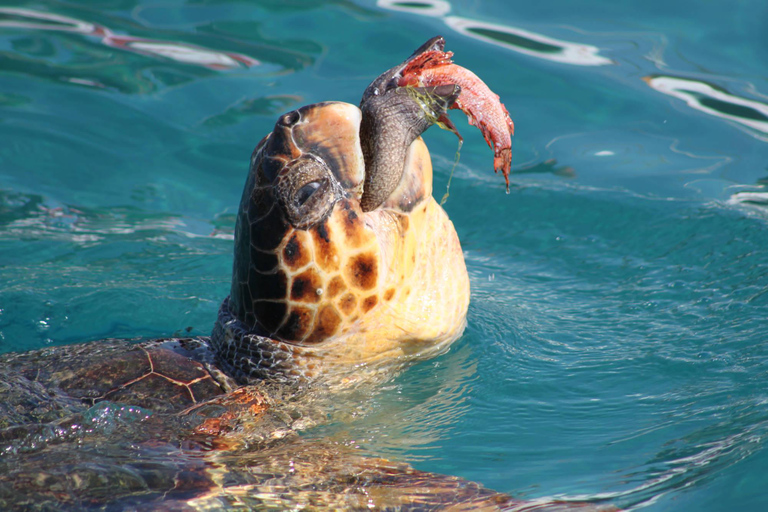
1;0;768;510
644;75;768;140
0;7;260;70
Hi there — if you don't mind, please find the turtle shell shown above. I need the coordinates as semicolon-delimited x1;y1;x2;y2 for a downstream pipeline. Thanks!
1;339;230;415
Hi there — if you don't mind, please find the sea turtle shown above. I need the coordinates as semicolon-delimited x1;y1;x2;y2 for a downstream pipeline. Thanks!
0;38;614;511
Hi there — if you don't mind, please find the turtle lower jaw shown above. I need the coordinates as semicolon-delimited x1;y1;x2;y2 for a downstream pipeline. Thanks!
358;85;459;212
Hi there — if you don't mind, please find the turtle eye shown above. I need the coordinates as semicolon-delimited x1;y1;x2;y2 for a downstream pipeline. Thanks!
276;156;337;229
295;181;322;206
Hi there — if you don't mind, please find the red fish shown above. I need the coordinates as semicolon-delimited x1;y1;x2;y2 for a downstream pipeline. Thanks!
398;50;515;189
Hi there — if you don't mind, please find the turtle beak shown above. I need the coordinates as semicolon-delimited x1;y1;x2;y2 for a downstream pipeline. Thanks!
358;36;460;212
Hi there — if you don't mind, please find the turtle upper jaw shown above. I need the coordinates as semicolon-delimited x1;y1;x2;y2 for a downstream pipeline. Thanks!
359;35;446;106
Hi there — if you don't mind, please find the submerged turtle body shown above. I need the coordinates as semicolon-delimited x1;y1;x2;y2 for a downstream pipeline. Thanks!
3;339;229;414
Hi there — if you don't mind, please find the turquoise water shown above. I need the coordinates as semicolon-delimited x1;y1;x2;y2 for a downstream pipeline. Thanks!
2;0;768;509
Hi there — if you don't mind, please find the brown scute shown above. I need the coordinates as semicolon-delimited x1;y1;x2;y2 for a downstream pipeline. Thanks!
337;293;357;316
248;268;288;301
384;288;395;301
145;348;208;382
345;252;378;290
282;232;310;270
327;275;346;298
290;269;323;303
254;300;287;333
361;295;378;313
252;250;278;274
304;305;342;343
105;374;193;410
277;306;314;341
188;378;225;402
60;347;225;413
58;349;150;399
311;221;339;271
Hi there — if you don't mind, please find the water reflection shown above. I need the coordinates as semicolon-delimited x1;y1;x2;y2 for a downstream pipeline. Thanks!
644;75;768;141
376;2;611;66
0;7;258;70
444;16;612;66
0;189;232;243
304;344;478;462
377;0;451;17
728;176;768;210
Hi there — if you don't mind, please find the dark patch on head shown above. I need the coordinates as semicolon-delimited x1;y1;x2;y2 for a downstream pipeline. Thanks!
254;301;287;333
345;252;378;290
248;268;287;301
282;233;309;270
230;210;252;320
327;276;346;298
384;288;395;301
250;204;288;252
277;306;314;341
250;185;275;220
361;295;378;313
305;305;341;343
290;269;322;303
339;200;367;247
316;221;330;243
252;251;278;274
338;293;357;316
311;222;339;271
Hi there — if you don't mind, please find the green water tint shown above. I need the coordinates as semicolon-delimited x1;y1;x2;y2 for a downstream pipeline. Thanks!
2;0;768;510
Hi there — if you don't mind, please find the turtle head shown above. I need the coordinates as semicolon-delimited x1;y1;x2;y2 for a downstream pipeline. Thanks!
213;46;468;384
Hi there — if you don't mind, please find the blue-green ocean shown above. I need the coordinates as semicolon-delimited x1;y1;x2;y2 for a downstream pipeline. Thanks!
2;1;768;509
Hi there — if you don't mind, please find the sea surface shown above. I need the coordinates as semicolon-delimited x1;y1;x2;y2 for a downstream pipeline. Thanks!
2;1;768;510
